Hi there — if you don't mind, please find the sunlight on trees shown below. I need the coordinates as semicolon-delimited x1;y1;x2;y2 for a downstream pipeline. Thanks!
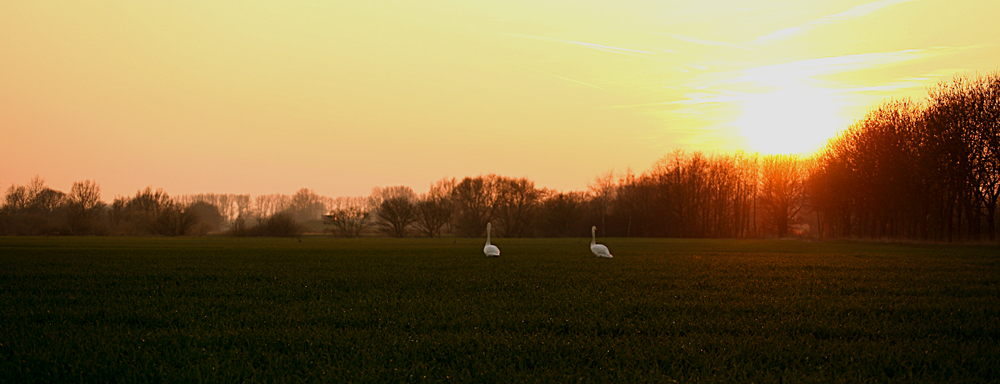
2;71;996;241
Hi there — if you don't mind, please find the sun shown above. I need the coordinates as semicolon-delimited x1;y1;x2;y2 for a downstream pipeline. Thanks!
734;87;849;155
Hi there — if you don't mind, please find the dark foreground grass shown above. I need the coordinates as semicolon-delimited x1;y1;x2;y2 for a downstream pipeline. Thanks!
1;236;998;383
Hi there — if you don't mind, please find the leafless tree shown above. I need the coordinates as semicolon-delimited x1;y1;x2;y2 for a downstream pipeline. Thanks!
324;196;372;238
493;177;543;237
1;176;69;235
152;203;201;236
187;201;224;235
450;175;500;237
809;72;1000;242
376;196;417;237
759;154;807;237
538;191;588;237
289;188;326;223
372;186;418;237
412;178;454;237
3;184;29;213
589;170;617;237
617;151;761;238
176;193;252;225
370;186;418;208
732;151;760;238
414;195;452;237
66;180;105;234
926;72;1000;240
111;187;199;236
252;193;291;221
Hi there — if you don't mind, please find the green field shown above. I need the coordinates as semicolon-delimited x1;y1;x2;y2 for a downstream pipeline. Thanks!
1;237;998;382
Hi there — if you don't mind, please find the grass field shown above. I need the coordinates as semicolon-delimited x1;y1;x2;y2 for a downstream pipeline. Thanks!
1;236;998;382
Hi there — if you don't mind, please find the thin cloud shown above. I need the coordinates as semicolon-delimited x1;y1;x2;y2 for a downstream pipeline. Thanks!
730;48;941;86
752;0;919;44
844;68;970;93
662;33;755;51
501;33;652;55
666;91;748;106
607;101;670;109
624;47;951;120
506;61;606;90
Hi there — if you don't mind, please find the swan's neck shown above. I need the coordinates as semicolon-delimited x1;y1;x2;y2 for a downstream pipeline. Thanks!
487;224;492;245
591;228;596;245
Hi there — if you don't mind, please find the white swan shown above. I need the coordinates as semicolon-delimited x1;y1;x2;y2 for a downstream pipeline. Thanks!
591;226;612;258
484;222;500;257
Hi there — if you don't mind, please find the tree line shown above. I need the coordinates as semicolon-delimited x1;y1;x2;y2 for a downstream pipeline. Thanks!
810;72;1000;241
2;72;996;241
0;159;815;239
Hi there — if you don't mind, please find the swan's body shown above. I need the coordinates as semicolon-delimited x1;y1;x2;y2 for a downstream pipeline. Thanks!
591;226;613;258
484;222;500;257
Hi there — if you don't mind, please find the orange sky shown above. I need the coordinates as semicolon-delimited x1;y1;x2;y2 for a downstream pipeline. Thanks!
2;0;998;199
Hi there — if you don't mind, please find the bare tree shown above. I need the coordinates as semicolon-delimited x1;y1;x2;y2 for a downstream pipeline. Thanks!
731;151;760;238
414;195;452;237
538;191;588;237
450;175;500;237
21;175;66;214
324;196;372;238
927;72;1000;240
113;187;174;235
3;184;29;213
187;201;224;235
252;193;291;221
371;186;418;237
289;188;326;223
759;154;807;237
104;187;205;236
589;170;617;237
1;176;69;235
152;203;201;237
66;180;105;234
493;177;543;237
412;178;454;237
177;193;252;226
370;186;418;208
376;196;417;237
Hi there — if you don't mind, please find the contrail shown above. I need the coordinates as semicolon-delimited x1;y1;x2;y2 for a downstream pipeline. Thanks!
501;33;651;55
752;0;919;44
506;61;605;90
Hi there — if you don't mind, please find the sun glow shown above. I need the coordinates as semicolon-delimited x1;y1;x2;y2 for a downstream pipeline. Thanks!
4;1;999;197
734;87;849;155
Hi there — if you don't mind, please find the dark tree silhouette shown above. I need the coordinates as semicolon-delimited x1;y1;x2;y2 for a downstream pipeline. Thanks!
66;180;105;235
288;188;326;223
413;178;454;237
759;154;806;237
450;175;499;237
538;191;588;237
810;72;1000;241
376;196;417;237
371;186;418;237
188;201;224;235
324;197;371;238
414;196;452;237
1;176;70;235
493;177;543;237
589;170;616;237
606;151;760;238
926;72;1000;240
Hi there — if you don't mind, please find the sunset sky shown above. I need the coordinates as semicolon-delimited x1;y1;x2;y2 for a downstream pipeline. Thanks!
2;0;998;199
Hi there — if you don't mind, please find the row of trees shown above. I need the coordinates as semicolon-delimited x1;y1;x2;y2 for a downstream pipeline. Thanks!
0;178;223;236
810;72;1000;241
591;151;803;239
3;72;995;240
297;163;800;239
